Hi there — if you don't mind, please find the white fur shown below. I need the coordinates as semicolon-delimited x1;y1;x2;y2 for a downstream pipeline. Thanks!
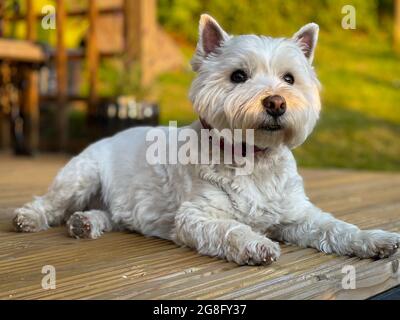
13;15;399;265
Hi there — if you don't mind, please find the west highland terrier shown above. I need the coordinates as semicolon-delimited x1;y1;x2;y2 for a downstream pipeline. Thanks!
13;15;399;265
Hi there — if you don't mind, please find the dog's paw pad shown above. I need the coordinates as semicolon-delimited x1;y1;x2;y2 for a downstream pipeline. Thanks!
67;213;93;239
13;209;46;233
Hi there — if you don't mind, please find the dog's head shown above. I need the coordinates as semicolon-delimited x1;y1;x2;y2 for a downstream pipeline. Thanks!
190;14;321;149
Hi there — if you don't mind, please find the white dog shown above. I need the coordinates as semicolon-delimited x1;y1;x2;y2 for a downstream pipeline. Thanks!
13;15;399;265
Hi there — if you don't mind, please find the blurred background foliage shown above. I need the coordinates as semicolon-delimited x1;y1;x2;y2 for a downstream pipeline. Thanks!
159;0;380;41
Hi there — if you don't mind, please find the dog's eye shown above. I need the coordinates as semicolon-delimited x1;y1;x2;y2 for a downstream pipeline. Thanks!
283;73;295;85
230;70;248;83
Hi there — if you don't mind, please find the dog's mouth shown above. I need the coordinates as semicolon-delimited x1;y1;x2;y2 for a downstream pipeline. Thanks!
260;123;283;132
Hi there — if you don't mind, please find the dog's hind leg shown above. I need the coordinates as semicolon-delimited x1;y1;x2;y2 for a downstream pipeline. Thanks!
66;210;113;239
13;154;100;233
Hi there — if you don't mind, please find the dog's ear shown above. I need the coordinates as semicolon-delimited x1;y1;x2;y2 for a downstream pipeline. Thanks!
293;23;319;63
199;14;229;55
192;14;230;71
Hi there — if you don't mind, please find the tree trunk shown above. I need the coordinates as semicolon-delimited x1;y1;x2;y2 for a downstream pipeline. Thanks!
395;0;400;53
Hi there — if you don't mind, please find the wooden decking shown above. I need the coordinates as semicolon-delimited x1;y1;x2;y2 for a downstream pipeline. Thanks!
0;153;399;300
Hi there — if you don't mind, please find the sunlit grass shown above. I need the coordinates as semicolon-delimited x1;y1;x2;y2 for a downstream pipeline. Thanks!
297;31;400;170
156;71;196;126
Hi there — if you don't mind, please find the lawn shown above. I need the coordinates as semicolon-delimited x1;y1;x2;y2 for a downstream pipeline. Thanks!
153;31;400;171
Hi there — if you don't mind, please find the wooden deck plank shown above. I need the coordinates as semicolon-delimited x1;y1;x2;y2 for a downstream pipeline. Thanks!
0;153;399;300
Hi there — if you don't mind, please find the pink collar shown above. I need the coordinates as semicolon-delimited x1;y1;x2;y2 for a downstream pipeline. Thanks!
199;118;268;157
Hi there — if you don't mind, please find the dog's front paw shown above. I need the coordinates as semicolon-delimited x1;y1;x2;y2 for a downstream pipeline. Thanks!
13;207;48;233
235;238;281;266
353;230;400;259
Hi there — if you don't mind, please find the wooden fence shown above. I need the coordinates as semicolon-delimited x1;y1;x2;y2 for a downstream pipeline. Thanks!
0;0;183;153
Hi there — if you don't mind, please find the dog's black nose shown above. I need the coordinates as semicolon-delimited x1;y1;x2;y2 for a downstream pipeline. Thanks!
262;95;286;117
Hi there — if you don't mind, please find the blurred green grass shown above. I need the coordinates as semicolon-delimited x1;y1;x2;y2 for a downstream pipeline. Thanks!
154;32;400;171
